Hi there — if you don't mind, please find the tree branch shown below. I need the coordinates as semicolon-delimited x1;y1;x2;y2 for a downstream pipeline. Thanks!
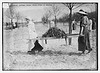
72;4;84;10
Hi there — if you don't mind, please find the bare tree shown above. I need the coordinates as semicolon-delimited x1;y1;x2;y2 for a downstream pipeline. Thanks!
14;12;23;28
15;12;22;23
44;9;52;28
50;4;61;27
63;3;83;45
5;3;16;26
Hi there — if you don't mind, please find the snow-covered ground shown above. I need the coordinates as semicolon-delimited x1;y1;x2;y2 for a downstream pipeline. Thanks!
3;23;97;70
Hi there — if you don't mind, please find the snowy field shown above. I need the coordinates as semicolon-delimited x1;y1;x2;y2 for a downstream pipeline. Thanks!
3;23;97;70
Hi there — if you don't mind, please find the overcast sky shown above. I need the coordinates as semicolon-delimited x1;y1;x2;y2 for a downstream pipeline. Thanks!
3;3;96;22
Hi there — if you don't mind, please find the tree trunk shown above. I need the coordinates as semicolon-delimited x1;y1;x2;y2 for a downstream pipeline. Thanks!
68;8;72;45
49;21;51;29
63;22;64;26
11;19;13;30
17;19;19;28
54;16;57;27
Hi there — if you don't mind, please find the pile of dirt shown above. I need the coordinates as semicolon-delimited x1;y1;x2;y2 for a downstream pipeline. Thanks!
42;27;66;38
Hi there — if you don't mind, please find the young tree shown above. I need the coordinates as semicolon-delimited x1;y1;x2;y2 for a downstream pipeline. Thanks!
50;4;61;27
63;3;83;45
5;3;16;26
44;9;52;28
15;12;23;28
15;12;22;23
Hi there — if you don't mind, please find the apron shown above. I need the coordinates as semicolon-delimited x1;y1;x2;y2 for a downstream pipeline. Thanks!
28;21;38;51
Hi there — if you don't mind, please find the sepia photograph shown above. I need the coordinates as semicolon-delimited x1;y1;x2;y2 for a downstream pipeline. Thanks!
2;2;98;71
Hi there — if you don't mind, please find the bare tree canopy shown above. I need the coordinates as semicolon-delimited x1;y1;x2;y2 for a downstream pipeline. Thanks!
42;4;62;27
15;12;22;22
4;3;25;29
45;9;52;19
50;4;61;17
5;6;16;20
49;4;62;27
63;3;84;10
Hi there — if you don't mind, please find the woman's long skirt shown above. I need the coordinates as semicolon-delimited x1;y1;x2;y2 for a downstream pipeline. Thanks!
78;27;91;52
78;35;86;52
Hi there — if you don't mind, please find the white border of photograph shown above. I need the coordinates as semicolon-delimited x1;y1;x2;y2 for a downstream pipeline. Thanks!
0;0;99;73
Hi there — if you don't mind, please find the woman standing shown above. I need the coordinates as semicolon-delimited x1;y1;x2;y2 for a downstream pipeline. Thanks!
26;17;43;54
78;9;92;54
26;17;38;51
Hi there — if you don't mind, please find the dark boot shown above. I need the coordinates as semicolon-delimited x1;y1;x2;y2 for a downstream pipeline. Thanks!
82;51;85;54
88;48;92;53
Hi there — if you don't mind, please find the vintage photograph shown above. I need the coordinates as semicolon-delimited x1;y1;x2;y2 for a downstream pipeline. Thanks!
2;2;98;71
